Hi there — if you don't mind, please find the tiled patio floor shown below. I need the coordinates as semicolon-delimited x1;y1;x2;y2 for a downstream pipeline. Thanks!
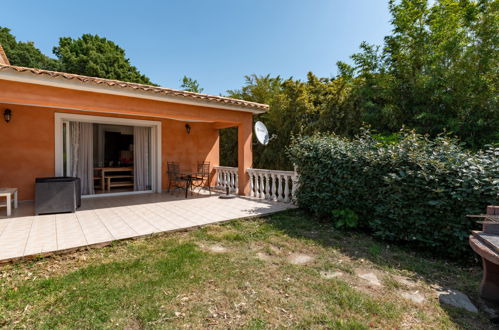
0;192;295;263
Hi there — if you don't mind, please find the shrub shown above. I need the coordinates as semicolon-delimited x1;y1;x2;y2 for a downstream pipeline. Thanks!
287;130;499;259
331;209;359;229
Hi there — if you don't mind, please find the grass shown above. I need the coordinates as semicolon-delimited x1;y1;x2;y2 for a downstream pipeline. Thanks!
0;209;493;329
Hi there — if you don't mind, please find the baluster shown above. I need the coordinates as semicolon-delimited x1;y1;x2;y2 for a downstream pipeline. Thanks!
291;173;298;201
255;173;261;198
230;171;233;192
249;172;254;197
284;175;290;202
265;173;271;200
231;171;234;192
235;170;239;194
277;174;283;201
271;173;277;201
233;171;236;193
259;173;265;198
229;171;233;193
264;173;268;199
231;171;235;193
261;173;266;199
224;171;229;191
220;170;223;190
258;173;265;199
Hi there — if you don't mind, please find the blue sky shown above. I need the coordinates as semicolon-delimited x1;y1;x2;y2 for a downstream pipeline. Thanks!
2;0;392;95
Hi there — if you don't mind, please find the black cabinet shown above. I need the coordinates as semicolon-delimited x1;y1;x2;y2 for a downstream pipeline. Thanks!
35;177;81;215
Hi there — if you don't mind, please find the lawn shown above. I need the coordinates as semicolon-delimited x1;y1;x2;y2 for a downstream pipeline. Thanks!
0;209;492;329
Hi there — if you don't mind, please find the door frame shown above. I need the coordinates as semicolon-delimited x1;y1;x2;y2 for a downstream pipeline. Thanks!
54;112;162;197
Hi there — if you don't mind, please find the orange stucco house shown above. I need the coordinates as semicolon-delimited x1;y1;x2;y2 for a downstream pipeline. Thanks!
0;46;268;201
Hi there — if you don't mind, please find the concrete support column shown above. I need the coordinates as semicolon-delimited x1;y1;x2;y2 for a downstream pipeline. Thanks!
237;115;253;195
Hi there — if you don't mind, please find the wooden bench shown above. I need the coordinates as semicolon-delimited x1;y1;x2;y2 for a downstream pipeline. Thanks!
105;175;134;192
95;167;133;191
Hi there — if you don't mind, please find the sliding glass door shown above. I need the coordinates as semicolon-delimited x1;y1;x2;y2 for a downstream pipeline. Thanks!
56;114;160;197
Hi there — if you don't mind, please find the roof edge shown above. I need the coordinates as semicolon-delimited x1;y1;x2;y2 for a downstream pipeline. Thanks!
0;64;269;114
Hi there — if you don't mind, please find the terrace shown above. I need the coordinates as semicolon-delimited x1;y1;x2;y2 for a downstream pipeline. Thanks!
0;179;296;263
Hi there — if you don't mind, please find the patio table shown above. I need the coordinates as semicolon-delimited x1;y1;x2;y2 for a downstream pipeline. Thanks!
180;172;203;198
0;188;18;216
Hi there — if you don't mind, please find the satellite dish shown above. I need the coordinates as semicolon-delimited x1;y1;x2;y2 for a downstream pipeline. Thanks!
254;121;270;145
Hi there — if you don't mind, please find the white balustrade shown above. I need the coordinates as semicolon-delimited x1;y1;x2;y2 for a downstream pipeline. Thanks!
247;168;298;203
214;166;239;194
214;167;299;203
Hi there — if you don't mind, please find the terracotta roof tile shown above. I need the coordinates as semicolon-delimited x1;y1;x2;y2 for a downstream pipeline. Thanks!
0;64;269;112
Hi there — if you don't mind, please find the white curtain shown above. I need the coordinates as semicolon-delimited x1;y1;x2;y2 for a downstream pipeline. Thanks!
70;122;94;195
134;126;151;191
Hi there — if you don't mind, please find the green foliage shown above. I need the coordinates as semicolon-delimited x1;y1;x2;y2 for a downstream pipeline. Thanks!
341;0;499;149
287;130;499;259
1;27;156;85
53;34;155;85
224;0;498;168
225;73;359;169
220;126;238;167
0;27;59;70
180;76;204;93
331;209;359;229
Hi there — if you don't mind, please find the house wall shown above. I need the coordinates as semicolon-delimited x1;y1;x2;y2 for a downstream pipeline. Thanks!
0;78;254;199
0;80;253;124
0;104;220;200
162;119;220;189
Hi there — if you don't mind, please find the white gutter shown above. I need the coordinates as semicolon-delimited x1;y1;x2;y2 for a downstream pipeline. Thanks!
0;70;267;114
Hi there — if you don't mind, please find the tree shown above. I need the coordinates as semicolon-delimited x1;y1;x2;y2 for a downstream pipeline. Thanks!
0;27;59;70
180;76;204;93
224;0;498;169
53;34;155;85
339;0;498;148
225;73;362;170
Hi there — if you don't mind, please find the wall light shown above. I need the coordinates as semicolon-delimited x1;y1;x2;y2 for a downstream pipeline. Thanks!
185;124;191;134
3;109;12;123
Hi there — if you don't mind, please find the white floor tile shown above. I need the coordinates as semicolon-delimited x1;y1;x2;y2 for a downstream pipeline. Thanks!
0;193;295;261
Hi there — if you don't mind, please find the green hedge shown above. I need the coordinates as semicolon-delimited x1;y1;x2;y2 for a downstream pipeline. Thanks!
287;131;499;259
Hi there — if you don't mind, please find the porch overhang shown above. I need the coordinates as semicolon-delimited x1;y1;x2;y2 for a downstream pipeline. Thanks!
0;65;268;115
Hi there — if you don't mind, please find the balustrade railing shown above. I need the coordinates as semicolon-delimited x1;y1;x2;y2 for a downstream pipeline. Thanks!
214;166;238;194
247;168;298;203
214;166;298;203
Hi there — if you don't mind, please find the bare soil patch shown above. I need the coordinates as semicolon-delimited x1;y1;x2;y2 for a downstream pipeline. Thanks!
287;253;314;265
